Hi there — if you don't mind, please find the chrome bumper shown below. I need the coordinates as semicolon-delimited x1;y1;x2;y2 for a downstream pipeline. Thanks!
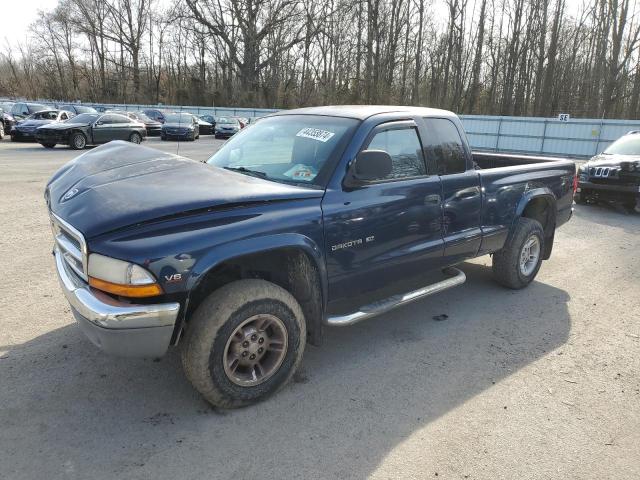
55;249;180;357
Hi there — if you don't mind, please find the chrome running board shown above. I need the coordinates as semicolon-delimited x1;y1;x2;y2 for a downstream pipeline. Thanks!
325;267;466;327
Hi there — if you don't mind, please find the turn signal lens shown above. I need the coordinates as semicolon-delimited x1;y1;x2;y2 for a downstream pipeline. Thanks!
89;276;163;298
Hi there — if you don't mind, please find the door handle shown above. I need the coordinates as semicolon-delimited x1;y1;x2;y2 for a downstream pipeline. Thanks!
424;194;441;205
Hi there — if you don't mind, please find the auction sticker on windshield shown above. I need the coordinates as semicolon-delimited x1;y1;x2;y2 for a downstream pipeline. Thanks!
296;128;335;142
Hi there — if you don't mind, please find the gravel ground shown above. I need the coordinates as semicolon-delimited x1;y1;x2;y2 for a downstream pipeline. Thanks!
0;138;639;480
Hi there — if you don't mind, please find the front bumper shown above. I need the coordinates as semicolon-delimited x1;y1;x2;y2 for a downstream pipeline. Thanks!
11;129;38;141
577;180;640;194
55;248;180;357
162;129;193;140
214;130;237;138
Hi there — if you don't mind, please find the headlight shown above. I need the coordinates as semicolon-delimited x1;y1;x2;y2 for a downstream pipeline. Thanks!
88;253;162;297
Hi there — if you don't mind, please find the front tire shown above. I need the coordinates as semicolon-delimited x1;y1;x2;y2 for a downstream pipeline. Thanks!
492;218;545;289
69;132;86;150
182;279;306;409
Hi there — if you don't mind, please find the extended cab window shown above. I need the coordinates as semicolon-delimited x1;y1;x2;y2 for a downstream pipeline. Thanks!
422;118;467;175
366;127;426;180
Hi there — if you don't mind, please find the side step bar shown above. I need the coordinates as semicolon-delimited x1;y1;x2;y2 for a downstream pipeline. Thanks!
325;267;466;327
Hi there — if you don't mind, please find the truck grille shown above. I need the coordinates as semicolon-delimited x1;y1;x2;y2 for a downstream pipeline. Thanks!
589;167;616;178
50;213;88;281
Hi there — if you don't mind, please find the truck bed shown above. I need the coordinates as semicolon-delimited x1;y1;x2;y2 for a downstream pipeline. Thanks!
472;151;574;169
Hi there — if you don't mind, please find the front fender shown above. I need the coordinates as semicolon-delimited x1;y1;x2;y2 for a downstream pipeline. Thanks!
186;232;327;305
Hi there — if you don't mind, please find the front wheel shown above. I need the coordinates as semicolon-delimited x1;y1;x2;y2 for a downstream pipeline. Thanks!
129;132;142;144
492;218;545;289
69;132;86;150
181;279;306;409
0;125;4;139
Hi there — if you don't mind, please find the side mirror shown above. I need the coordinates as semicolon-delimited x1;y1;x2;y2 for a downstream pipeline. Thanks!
345;150;392;187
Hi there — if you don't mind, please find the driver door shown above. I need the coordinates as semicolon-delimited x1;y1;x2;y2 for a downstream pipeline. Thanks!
92;115;116;144
322;120;444;310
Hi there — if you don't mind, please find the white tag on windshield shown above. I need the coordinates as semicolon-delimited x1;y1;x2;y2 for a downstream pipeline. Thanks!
296;128;335;143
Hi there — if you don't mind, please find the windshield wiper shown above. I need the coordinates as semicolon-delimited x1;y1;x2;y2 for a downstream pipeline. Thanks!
223;166;268;179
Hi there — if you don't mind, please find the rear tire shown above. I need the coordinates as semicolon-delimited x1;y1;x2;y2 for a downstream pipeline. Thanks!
181;279;306;409
492;218;545;289
69;132;86;150
129;132;142;144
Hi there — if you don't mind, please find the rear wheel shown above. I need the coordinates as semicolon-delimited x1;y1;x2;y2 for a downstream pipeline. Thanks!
182;279;306;408
492;218;545;289
69;132;86;150
129;132;142;144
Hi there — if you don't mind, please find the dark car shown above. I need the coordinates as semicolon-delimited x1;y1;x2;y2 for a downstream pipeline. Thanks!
214;116;240;138
58;104;98;116
35;112;146;149
11;102;48;120
199;114;216;128
107;110;162;136
576;131;640;212
196;116;214;135
160;113;200;141
10;109;74;141
142;108;170;124
0;102;16;136
45;105;576;408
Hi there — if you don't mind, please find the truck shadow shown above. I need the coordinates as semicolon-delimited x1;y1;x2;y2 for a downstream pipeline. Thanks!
0;261;570;479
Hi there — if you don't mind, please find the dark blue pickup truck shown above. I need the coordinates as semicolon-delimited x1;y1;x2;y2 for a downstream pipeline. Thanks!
46;106;575;408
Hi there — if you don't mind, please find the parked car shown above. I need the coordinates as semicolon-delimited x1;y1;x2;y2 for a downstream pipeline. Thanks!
10;109;73;141
576;131;640;212
0;103;16;135
142;108;169;124
199;114;216;128
11;102;48;120
35;112;146;149
58;104;98;116
214;116;240;138
196;116;214;135
45;105;575;408
160;113;200;141
107;110;162;136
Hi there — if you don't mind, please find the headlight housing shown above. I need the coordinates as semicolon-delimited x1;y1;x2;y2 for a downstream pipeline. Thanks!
88;253;162;297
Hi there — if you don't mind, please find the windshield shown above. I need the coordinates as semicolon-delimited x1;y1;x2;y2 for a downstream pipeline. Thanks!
217;117;237;125
27;104;47;113
206;115;359;185
76;106;97;114
135;112;153;122
604;135;640;156
165;113;193;123
29;111;58;120
68;113;100;124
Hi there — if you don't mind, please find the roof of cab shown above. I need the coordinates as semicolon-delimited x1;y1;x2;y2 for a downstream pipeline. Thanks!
269;105;457;121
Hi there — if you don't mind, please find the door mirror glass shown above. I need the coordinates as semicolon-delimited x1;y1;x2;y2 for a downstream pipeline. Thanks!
345;150;393;187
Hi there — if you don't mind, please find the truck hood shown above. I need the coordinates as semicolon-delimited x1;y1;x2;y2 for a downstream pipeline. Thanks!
585;153;640;167
46;141;323;238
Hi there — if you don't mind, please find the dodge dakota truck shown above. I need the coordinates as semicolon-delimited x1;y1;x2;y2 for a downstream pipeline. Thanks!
46;106;575;408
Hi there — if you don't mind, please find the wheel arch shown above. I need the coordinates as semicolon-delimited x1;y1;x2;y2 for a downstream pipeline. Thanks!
180;234;327;346
514;189;557;259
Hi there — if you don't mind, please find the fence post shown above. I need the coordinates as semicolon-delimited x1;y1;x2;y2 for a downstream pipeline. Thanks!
495;117;503;152
594;118;604;156
540;119;548;153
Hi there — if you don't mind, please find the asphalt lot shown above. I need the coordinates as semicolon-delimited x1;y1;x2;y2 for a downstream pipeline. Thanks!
0;137;639;480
